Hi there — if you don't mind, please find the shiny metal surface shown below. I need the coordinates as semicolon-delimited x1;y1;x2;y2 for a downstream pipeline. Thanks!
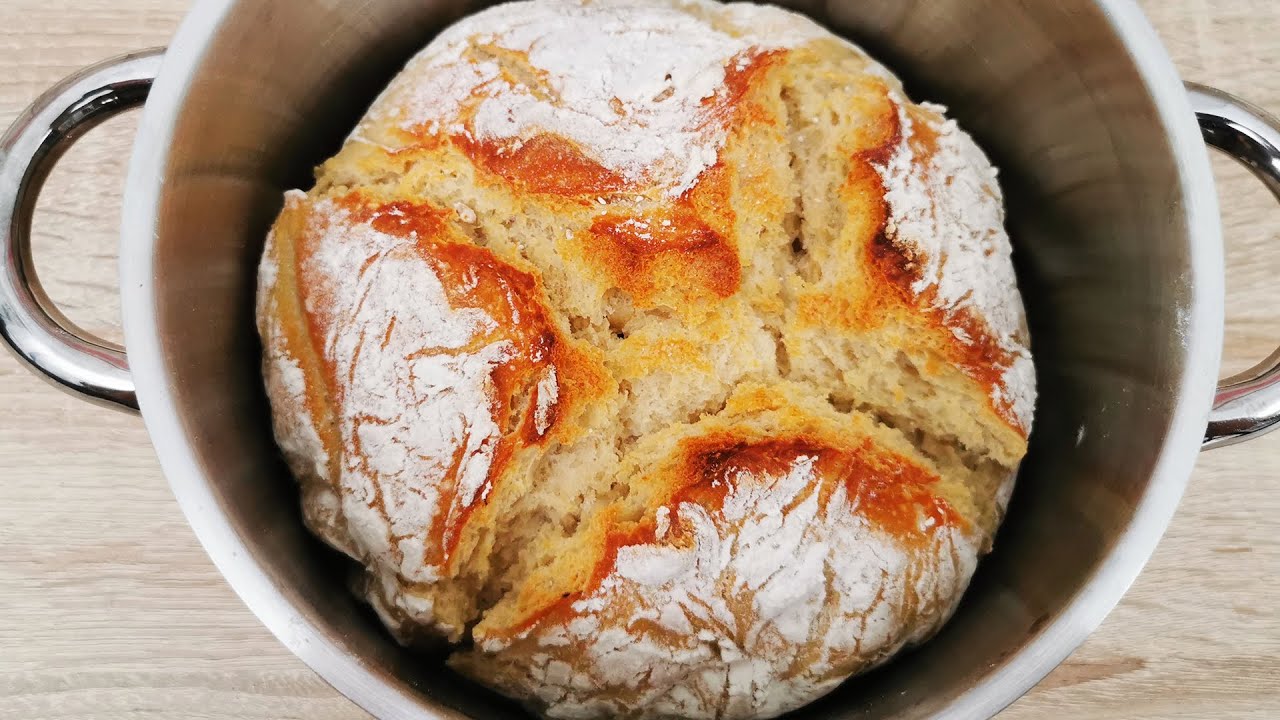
1190;84;1280;449
0;51;161;411
2;0;1234;718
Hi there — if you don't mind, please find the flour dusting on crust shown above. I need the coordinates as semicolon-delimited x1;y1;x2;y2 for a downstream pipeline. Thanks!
292;196;512;634
359;0;826;195
874;100;1036;430
461;448;978;719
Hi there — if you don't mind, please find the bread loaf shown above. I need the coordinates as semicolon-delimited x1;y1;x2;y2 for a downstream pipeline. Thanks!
256;1;1036;717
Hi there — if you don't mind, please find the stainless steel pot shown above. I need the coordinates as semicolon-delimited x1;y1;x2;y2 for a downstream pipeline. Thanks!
3;1;1278;718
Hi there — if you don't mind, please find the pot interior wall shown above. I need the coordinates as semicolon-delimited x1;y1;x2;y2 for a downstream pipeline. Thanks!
148;0;1193;716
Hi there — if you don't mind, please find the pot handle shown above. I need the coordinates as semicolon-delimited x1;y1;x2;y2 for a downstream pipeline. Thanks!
0;50;164;413
1190;83;1280;449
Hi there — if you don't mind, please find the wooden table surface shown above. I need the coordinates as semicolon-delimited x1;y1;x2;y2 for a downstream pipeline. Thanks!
1;1;1277;718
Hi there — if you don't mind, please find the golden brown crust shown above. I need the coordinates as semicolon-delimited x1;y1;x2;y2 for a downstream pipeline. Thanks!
460;133;631;198
582;164;741;305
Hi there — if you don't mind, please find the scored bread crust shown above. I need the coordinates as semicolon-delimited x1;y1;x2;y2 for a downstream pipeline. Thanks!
256;1;1037;718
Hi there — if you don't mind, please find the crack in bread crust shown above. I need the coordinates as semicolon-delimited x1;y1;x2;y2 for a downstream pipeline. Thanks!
257;1;1036;718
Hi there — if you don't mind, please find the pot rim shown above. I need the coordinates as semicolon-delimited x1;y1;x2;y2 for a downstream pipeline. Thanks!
117;1;1224;717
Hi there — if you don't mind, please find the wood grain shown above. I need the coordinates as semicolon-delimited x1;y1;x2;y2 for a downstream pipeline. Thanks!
0;1;1276;718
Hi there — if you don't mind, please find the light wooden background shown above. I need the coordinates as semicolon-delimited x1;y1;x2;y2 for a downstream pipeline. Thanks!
1;1;1277;718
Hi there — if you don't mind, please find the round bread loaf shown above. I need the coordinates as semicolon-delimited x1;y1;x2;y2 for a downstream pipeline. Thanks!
255;0;1036;717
